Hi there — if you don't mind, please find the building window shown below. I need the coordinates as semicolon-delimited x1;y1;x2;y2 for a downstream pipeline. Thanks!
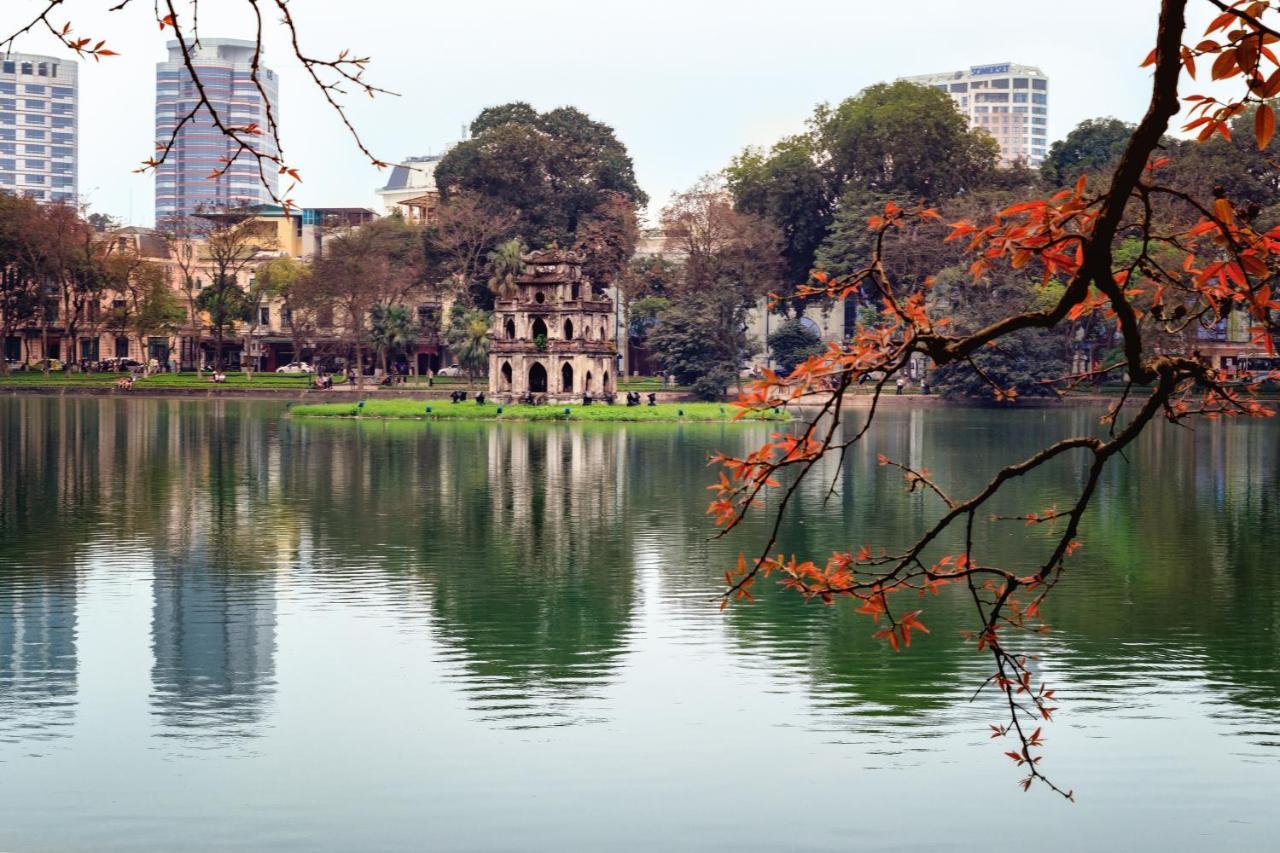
1013;78;1030;89
1;62;14;74
258;307;270;325
949;82;969;93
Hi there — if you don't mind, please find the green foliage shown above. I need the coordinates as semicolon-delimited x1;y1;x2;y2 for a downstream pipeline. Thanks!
486;238;525;299
436;103;647;255
819;81;999;200
444;303;492;384
1041;118;1134;186
368;304;417;370
768;318;824;374
728;81;999;297
647;291;756;400
626;295;670;341
196;278;248;337
727;135;834;287
1164;103;1280;207
927;269;1071;399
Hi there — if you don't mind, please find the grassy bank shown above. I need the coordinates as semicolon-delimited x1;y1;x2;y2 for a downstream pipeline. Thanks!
0;371;317;390
290;399;788;423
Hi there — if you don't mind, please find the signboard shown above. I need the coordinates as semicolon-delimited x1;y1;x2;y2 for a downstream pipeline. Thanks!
970;63;1010;76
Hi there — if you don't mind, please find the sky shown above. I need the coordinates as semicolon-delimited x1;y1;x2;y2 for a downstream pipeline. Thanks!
1;0;1213;227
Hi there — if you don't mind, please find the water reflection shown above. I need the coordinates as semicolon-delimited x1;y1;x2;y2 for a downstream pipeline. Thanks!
0;395;1278;850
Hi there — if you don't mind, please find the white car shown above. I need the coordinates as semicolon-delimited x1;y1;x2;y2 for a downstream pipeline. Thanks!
436;364;463;377
275;361;314;375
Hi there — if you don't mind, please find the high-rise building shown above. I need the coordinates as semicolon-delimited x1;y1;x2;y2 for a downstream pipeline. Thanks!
155;39;279;221
0;53;78;204
901;63;1050;166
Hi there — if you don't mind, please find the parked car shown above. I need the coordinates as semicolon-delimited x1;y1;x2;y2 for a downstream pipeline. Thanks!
437;363;463;377
4;358;26;372
275;361;314;375
100;357;144;372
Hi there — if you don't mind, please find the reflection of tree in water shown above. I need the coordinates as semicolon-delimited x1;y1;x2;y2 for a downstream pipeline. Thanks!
1045;415;1280;732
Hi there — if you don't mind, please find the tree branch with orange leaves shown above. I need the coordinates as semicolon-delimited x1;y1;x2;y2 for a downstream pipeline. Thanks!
712;0;1280;798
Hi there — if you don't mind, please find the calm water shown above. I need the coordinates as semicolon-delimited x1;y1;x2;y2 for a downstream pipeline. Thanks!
0;395;1277;851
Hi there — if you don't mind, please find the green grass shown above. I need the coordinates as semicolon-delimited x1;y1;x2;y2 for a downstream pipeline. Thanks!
289;399;789;423
0;370;316;389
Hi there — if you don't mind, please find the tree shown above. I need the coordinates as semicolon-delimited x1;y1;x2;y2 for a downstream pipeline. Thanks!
727;134;837;288
424;192;519;306
435;103;646;283
0;194;42;373
243;256;305;379
311;217;423;388
368;304;417;376
767;319;824;375
729;82;999;298
656;175;784;394
197;210;272;369
1040;118;1136;186
486;239;525;300
648;291;755;399
709;0;1280;800
159;216;210;375
819;82;1000;200
926;268;1071;399
443;303;491;388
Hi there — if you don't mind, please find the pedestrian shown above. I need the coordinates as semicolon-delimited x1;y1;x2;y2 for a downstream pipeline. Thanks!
896;377;905;396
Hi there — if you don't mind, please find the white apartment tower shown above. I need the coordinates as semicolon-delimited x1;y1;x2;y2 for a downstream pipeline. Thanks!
0;54;78;203
901;63;1049;166
155;39;279;221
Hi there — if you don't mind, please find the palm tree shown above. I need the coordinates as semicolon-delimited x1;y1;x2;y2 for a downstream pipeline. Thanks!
368;304;417;377
445;304;492;389
486;238;525;300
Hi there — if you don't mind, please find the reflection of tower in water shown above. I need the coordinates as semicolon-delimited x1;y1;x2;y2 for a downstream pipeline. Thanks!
0;571;78;744
427;425;636;728
150;539;277;739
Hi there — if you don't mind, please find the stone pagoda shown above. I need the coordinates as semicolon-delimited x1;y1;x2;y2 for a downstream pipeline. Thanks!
489;249;617;401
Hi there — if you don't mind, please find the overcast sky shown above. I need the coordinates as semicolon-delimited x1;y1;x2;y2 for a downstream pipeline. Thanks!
2;0;1213;226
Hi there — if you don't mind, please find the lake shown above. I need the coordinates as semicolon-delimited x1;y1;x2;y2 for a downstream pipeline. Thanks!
0;395;1277;851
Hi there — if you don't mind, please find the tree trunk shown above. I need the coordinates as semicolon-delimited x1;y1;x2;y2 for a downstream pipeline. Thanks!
355;338;365;390
189;294;204;378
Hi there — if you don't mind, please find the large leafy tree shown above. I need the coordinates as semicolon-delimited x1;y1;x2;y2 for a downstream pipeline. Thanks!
435;103;646;283
311;217;425;388
1040;118;1136;186
819;81;999;200
729;81;999;301
648;176;782;397
726;135;834;289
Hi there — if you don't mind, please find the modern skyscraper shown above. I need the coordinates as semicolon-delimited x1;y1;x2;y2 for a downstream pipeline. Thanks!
0;53;78;204
901;63;1050;166
155;39;279;221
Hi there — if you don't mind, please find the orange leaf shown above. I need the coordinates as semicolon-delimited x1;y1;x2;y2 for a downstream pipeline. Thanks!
1257;103;1275;150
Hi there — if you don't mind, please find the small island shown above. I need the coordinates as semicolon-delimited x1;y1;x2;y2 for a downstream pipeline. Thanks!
289;399;789;423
